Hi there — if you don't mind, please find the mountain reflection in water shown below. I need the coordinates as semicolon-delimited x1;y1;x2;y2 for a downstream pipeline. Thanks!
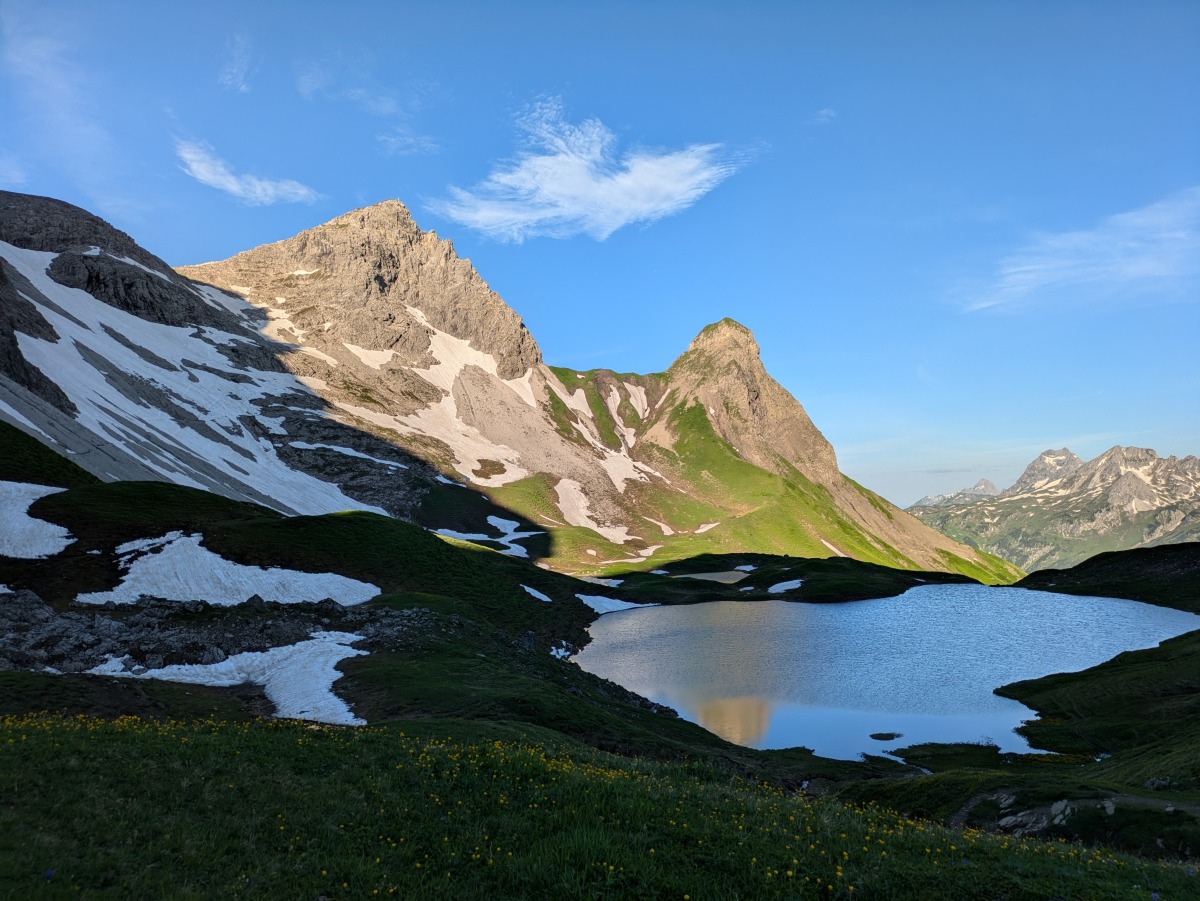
572;584;1200;760
694;696;772;747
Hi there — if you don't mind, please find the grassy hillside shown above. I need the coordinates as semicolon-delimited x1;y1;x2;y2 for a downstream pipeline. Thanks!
3;712;1195;899
1016;543;1200;613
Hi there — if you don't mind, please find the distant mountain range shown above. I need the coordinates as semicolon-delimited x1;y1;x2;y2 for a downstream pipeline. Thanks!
909;446;1200;571
0;190;1015;582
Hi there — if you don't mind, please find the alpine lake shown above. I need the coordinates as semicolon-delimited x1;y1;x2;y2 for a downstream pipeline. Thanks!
573;583;1200;760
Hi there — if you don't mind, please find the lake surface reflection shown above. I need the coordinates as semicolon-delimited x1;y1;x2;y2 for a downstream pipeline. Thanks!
572;584;1200;760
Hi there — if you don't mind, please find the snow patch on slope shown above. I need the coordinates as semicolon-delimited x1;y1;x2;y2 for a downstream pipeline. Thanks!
643;517;675;536
88;630;366;725
295;346;339;366
0;481;74;558
554;478;633;544
521;585;553;603
75;532;380;606
343;343;395;369
434;515;543;558
575;594;655;615
625;383;649;420
334;398;527;487
605;385;636;447
768;579;804;593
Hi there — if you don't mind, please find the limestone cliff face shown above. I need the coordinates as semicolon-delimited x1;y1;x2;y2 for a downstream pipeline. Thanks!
179;200;540;380
662;318;840;485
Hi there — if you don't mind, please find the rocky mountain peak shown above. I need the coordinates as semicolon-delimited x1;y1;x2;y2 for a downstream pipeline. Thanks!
685;318;760;359
1002;448;1084;496
178;200;541;380
909;477;1000;508
665;318;839;485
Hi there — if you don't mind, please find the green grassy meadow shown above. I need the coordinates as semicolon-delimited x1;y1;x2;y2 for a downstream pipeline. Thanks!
3;712;1196;900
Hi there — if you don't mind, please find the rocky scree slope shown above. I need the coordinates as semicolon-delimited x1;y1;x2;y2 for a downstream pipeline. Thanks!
910;446;1200;571
0;190;1010;579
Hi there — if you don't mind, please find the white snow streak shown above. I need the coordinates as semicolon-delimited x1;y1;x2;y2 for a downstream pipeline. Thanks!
433;516;543;558
624;383;649;420
295;346;340;366
0;481;74;558
75;532;380;606
521;584;553;603
642;517;675;536
554;478;633;544
88;631;366;725
768;579;804;594
575;594;655;615
290;442;408;469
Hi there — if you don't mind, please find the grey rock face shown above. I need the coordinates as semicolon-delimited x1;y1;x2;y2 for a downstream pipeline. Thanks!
1002;448;1084;497
2;189;1004;579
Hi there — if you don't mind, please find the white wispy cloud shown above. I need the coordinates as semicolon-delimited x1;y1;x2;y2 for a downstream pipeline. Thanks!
219;32;254;93
967;186;1200;312
813;107;837;125
174;140;319;205
376;126;438;156
429;98;743;242
295;58;403;116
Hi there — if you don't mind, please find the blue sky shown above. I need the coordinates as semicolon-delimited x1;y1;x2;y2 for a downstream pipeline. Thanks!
2;0;1197;505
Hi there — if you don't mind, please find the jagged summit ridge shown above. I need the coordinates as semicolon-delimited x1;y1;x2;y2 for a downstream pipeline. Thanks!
1002;448;1083;497
180;199;541;380
910;445;1200;570
0;191;1017;581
